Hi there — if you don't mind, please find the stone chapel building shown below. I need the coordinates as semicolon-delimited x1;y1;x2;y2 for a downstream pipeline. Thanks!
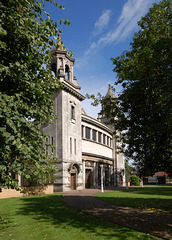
41;34;126;192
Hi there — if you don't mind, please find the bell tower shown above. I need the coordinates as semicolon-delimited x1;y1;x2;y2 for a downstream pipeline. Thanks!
98;85;126;187
50;33;80;90
44;33;85;192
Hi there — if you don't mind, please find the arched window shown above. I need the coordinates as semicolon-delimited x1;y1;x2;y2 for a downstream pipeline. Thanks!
65;64;70;80
71;105;75;120
51;63;56;76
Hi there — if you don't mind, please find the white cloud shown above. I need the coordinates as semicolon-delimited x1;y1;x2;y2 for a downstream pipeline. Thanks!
116;0;151;42
77;0;160;67
97;0;156;46
93;10;112;36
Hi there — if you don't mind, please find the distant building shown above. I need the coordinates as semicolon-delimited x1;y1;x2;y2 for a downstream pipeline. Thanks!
144;172;167;185
41;34;126;192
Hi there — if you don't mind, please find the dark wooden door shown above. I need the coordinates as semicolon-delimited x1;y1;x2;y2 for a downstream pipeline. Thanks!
71;173;76;190
85;169;91;188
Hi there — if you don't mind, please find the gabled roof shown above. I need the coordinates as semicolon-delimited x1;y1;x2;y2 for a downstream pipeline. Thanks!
154;172;167;177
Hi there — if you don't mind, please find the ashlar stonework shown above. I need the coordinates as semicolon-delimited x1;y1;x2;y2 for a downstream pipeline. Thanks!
42;33;126;192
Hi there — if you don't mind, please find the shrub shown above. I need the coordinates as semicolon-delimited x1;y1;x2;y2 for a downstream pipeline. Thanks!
130;175;141;186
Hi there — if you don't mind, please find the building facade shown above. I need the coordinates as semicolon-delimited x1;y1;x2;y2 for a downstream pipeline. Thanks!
42;34;126;192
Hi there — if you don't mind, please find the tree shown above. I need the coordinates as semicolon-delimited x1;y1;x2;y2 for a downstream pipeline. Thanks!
125;161;131;182
0;0;70;189
111;0;172;176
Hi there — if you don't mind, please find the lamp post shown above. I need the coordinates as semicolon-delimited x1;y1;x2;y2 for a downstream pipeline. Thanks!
100;164;104;193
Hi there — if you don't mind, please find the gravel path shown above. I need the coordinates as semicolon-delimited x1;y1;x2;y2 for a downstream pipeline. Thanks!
62;189;172;240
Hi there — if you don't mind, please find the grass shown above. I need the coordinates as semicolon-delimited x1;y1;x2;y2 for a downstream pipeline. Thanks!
0;193;160;240
96;186;172;213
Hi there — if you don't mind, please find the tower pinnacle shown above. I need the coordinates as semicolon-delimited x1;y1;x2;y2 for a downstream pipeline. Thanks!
105;84;115;98
56;32;65;50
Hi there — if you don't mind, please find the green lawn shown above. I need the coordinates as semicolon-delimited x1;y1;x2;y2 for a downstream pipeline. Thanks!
0;194;160;240
96;186;172;213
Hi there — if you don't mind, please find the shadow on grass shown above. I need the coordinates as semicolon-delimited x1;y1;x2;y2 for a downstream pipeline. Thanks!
118;186;172;197
7;194;157;240
96;186;172;212
97;195;172;211
63;194;172;240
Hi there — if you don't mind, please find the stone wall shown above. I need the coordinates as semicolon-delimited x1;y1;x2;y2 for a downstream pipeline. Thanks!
0;185;54;199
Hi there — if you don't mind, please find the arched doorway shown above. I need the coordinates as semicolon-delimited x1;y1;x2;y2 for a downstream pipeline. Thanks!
71;172;76;190
85;169;91;188
69;163;80;190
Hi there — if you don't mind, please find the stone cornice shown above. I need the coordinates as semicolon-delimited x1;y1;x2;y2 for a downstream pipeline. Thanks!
51;49;75;63
64;78;81;90
81;114;113;134
62;81;85;101
82;152;114;162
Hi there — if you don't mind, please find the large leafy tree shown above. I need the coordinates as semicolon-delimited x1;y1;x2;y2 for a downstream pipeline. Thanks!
111;0;172;176
0;0;69;189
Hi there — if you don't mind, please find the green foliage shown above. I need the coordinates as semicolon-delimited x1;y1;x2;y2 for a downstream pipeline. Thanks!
85;93;103;107
0;0;69;189
111;0;172;176
130;175;141;186
125;161;131;181
86;86;119;123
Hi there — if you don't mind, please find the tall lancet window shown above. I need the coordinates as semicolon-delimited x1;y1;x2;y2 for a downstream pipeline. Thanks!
65;64;70;80
51;62;56;76
71;105;75;120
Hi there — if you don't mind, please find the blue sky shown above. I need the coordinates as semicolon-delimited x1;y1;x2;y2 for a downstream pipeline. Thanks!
45;0;161;119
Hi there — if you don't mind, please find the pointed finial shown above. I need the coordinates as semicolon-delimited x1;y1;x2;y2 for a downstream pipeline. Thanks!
105;84;115;98
56;32;65;50
58;32;61;39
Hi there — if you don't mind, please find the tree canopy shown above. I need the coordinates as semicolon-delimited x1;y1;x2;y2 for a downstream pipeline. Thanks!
111;0;172;176
0;0;69;189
